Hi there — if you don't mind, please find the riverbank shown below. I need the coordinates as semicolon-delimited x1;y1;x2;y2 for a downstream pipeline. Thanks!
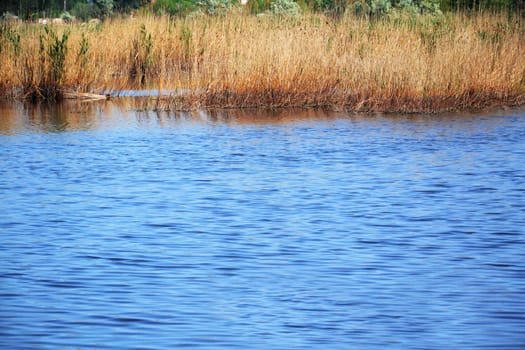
1;12;524;112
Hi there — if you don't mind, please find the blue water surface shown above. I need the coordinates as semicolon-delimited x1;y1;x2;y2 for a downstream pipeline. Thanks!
1;102;524;349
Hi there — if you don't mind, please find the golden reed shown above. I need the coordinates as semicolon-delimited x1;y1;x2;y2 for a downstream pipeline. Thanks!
1;12;524;112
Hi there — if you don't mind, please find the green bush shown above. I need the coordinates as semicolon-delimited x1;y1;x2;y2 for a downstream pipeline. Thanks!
270;0;302;15
41;26;69;85
438;0;523;11
153;0;196;16
1;11;18;21
94;0;114;17
22;26;71;100
351;0;392;16
246;0;273;13
60;11;75;22
395;0;441;14
196;0;236;15
71;2;101;20
301;0;442;16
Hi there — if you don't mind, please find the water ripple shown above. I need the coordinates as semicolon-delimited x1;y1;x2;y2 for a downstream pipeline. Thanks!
1;106;525;349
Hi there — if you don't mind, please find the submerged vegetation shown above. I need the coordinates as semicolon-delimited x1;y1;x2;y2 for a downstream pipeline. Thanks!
0;9;524;112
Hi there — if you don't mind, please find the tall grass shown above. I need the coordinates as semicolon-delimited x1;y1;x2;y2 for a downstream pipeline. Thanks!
0;12;524;112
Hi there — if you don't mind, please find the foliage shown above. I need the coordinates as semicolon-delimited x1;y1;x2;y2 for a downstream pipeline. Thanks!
246;0;273;13
1;11;18;21
60;11;75;22
196;0;235;15
130;24;154;85
270;0;303;15
1;0;523;21
71;2;100;20
153;0;196;16
77;32;89;71
395;0;442;13
0;22;20;56
439;0;524;11
94;0;115;17
40;26;69;85
317;0;443;17
350;0;392;16
20;25;72;99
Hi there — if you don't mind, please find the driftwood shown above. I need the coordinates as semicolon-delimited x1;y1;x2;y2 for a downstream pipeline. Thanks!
62;91;108;101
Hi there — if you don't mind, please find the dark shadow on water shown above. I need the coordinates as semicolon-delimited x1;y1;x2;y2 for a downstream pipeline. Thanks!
0;100;104;134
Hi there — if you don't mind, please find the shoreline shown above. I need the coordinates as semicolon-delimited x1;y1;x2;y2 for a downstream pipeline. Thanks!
1;87;524;114
3;93;524;117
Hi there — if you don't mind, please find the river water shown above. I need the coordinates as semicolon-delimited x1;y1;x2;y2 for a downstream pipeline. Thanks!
1;100;524;350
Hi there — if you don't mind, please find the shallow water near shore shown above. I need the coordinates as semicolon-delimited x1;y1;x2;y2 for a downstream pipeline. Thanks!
1;99;525;349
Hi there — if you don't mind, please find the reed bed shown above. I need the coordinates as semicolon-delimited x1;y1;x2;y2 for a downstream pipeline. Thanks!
1;12;524;112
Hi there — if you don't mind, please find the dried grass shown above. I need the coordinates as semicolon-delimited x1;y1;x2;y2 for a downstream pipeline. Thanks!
1;12;524;112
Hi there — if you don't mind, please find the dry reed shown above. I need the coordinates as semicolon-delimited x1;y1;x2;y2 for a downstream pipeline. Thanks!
1;12;524;112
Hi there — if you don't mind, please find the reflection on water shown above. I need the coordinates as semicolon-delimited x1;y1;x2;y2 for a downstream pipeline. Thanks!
2;99;525;134
1;100;525;350
0;99;354;134
0;100;102;134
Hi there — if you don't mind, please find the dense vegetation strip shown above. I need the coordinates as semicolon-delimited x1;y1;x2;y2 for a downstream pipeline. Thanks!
1;0;524;20
1;6;524;112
